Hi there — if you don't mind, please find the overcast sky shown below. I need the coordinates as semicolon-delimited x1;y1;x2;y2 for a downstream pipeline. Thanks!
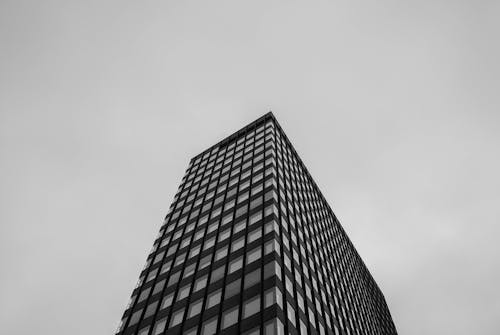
1;1;499;334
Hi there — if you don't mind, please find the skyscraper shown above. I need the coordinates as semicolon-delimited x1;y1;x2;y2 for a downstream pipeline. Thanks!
116;113;397;335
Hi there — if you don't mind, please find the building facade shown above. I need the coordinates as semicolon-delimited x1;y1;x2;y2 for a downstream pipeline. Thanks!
116;113;397;335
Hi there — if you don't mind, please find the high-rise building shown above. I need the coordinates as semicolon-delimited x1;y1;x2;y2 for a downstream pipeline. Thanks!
116;113;397;335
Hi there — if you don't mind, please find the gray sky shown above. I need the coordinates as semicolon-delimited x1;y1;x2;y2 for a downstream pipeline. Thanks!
1;1;499;334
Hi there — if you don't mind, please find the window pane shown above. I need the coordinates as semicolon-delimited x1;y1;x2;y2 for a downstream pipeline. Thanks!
248;228;262;243
199;255;212;270
152;317;166;335
183;264;196;279
221;306;239;329
218;228;231;242
264;240;274;255
244;269;260;289
169;308;185;327
206;289;222;309
153;279;166;295
215;246;228;261
231;236;245;252
138;287;151;302
228;257;243;274
167;271;181;287
161;293;174;309
225;278;241;300
210;265;225;284
264;319;275;335
264;288;275;308
243;295;261;319
233;219;246;233
287;302;296;327
201;317;218;335
194;275;208;292
177;284;191;301
300;320;308;335
144;300;158;318
187;299;203;318
243;327;260;335
246;246;262;265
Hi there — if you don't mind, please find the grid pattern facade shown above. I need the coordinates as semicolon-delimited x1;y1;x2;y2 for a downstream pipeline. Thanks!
116;113;397;335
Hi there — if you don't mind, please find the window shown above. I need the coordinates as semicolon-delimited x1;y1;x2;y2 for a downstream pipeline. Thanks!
222;213;233;225
194;229;205;241
236;205;248;218
199;255;212;270
224;199;235;211
264;288;275;308
244;269;260;289
246;246;262;265
128;309;142;326
297;293;304;312
251;183;263;195
201;317;218;335
194;275;208;292
153;251;164;265
243;327;260;335
169;308;185;327
264;204;278;217
231;236;245;252
218;228;231;242
287;302;296;327
186;222;195;233
308;306;316;325
243;295;260;318
264;220;279;235
285;276;294;296
177;284;191;301
264;318;285;335
211;207;222;218
189;245;201;259
152;317;167;335
160;260;172;275
228;257;243;274
215;246;228;261
206;289;222;309
224;278;241;300
234;219;246;233
180;237;191;249
203;237;216;251
187;299;203;318
248;228;262;243
264;240;274;255
250;197;263;211
238;191;249;203
221;306;239;329
300;320;308;335
144;300;158;318
264;261;278;280
183;264;196;279
167;271;181;287
172;230;182;241
138;287;151;302
152;279;165;295
211;265;225;284
161;292;174;309
174;252;186;267
138;326;150;335
249;212;262;225
208;221;220;234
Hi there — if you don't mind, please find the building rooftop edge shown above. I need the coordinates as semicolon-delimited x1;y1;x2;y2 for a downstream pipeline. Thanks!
189;111;275;163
